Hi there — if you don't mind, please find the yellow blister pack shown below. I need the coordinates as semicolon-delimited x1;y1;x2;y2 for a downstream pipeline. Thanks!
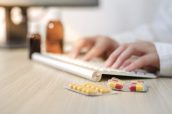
66;82;115;96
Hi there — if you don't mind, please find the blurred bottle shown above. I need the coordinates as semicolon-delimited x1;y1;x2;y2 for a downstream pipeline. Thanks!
28;23;41;59
46;9;64;54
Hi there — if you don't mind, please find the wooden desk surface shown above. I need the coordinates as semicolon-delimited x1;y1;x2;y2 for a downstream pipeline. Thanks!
0;49;172;114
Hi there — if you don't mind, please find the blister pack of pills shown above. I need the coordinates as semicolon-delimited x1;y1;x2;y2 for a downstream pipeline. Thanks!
107;78;148;92
66;82;116;96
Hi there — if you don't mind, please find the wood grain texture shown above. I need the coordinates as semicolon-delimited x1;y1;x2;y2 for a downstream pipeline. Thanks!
0;49;172;114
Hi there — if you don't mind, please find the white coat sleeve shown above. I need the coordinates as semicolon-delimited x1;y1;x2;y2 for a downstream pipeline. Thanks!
154;43;172;76
111;0;172;76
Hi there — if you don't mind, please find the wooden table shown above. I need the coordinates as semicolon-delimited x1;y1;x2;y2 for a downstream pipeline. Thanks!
0;49;172;114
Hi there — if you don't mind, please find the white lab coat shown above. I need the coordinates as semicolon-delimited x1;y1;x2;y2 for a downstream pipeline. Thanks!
113;0;172;76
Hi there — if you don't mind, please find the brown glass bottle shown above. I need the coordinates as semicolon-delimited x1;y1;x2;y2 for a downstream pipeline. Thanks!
28;33;41;59
46;20;64;54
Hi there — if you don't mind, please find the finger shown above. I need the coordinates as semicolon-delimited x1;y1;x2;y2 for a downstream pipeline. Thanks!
104;44;128;67
69;38;94;58
111;45;141;69
82;44;105;61
124;55;151;72
119;59;133;69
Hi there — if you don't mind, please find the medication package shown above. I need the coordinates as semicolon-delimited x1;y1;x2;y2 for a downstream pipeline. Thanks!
65;78;148;96
65;82;117;96
107;77;148;92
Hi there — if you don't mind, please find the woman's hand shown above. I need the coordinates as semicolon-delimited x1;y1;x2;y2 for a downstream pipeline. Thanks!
105;41;160;72
69;36;119;60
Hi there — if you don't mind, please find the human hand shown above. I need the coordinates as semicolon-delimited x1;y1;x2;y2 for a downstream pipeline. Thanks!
69;36;119;60
105;41;160;72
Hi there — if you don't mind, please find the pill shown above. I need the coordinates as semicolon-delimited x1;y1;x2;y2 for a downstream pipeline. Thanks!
99;88;105;92
136;84;144;91
115;83;123;90
76;86;82;91
102;89;110;93
95;87;100;91
85;89;91;94
81;88;87;93
69;83;76;89
69;83;74;88
82;88;95;94
89;86;96;90
108;80;124;90
84;82;95;87
107;81;115;88
129;85;136;91
88;89;97;94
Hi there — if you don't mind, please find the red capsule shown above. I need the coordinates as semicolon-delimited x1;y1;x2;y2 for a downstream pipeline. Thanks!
129;85;136;91
115;83;123;90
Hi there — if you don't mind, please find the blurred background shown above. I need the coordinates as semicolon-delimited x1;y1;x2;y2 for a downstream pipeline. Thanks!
0;0;161;50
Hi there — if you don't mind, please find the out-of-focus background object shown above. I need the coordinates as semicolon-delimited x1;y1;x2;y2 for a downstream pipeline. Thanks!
29;0;162;52
0;0;98;6
0;0;98;48
0;0;162;49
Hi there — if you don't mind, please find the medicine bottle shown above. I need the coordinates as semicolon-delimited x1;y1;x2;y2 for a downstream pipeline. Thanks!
46;9;64;54
28;23;41;59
